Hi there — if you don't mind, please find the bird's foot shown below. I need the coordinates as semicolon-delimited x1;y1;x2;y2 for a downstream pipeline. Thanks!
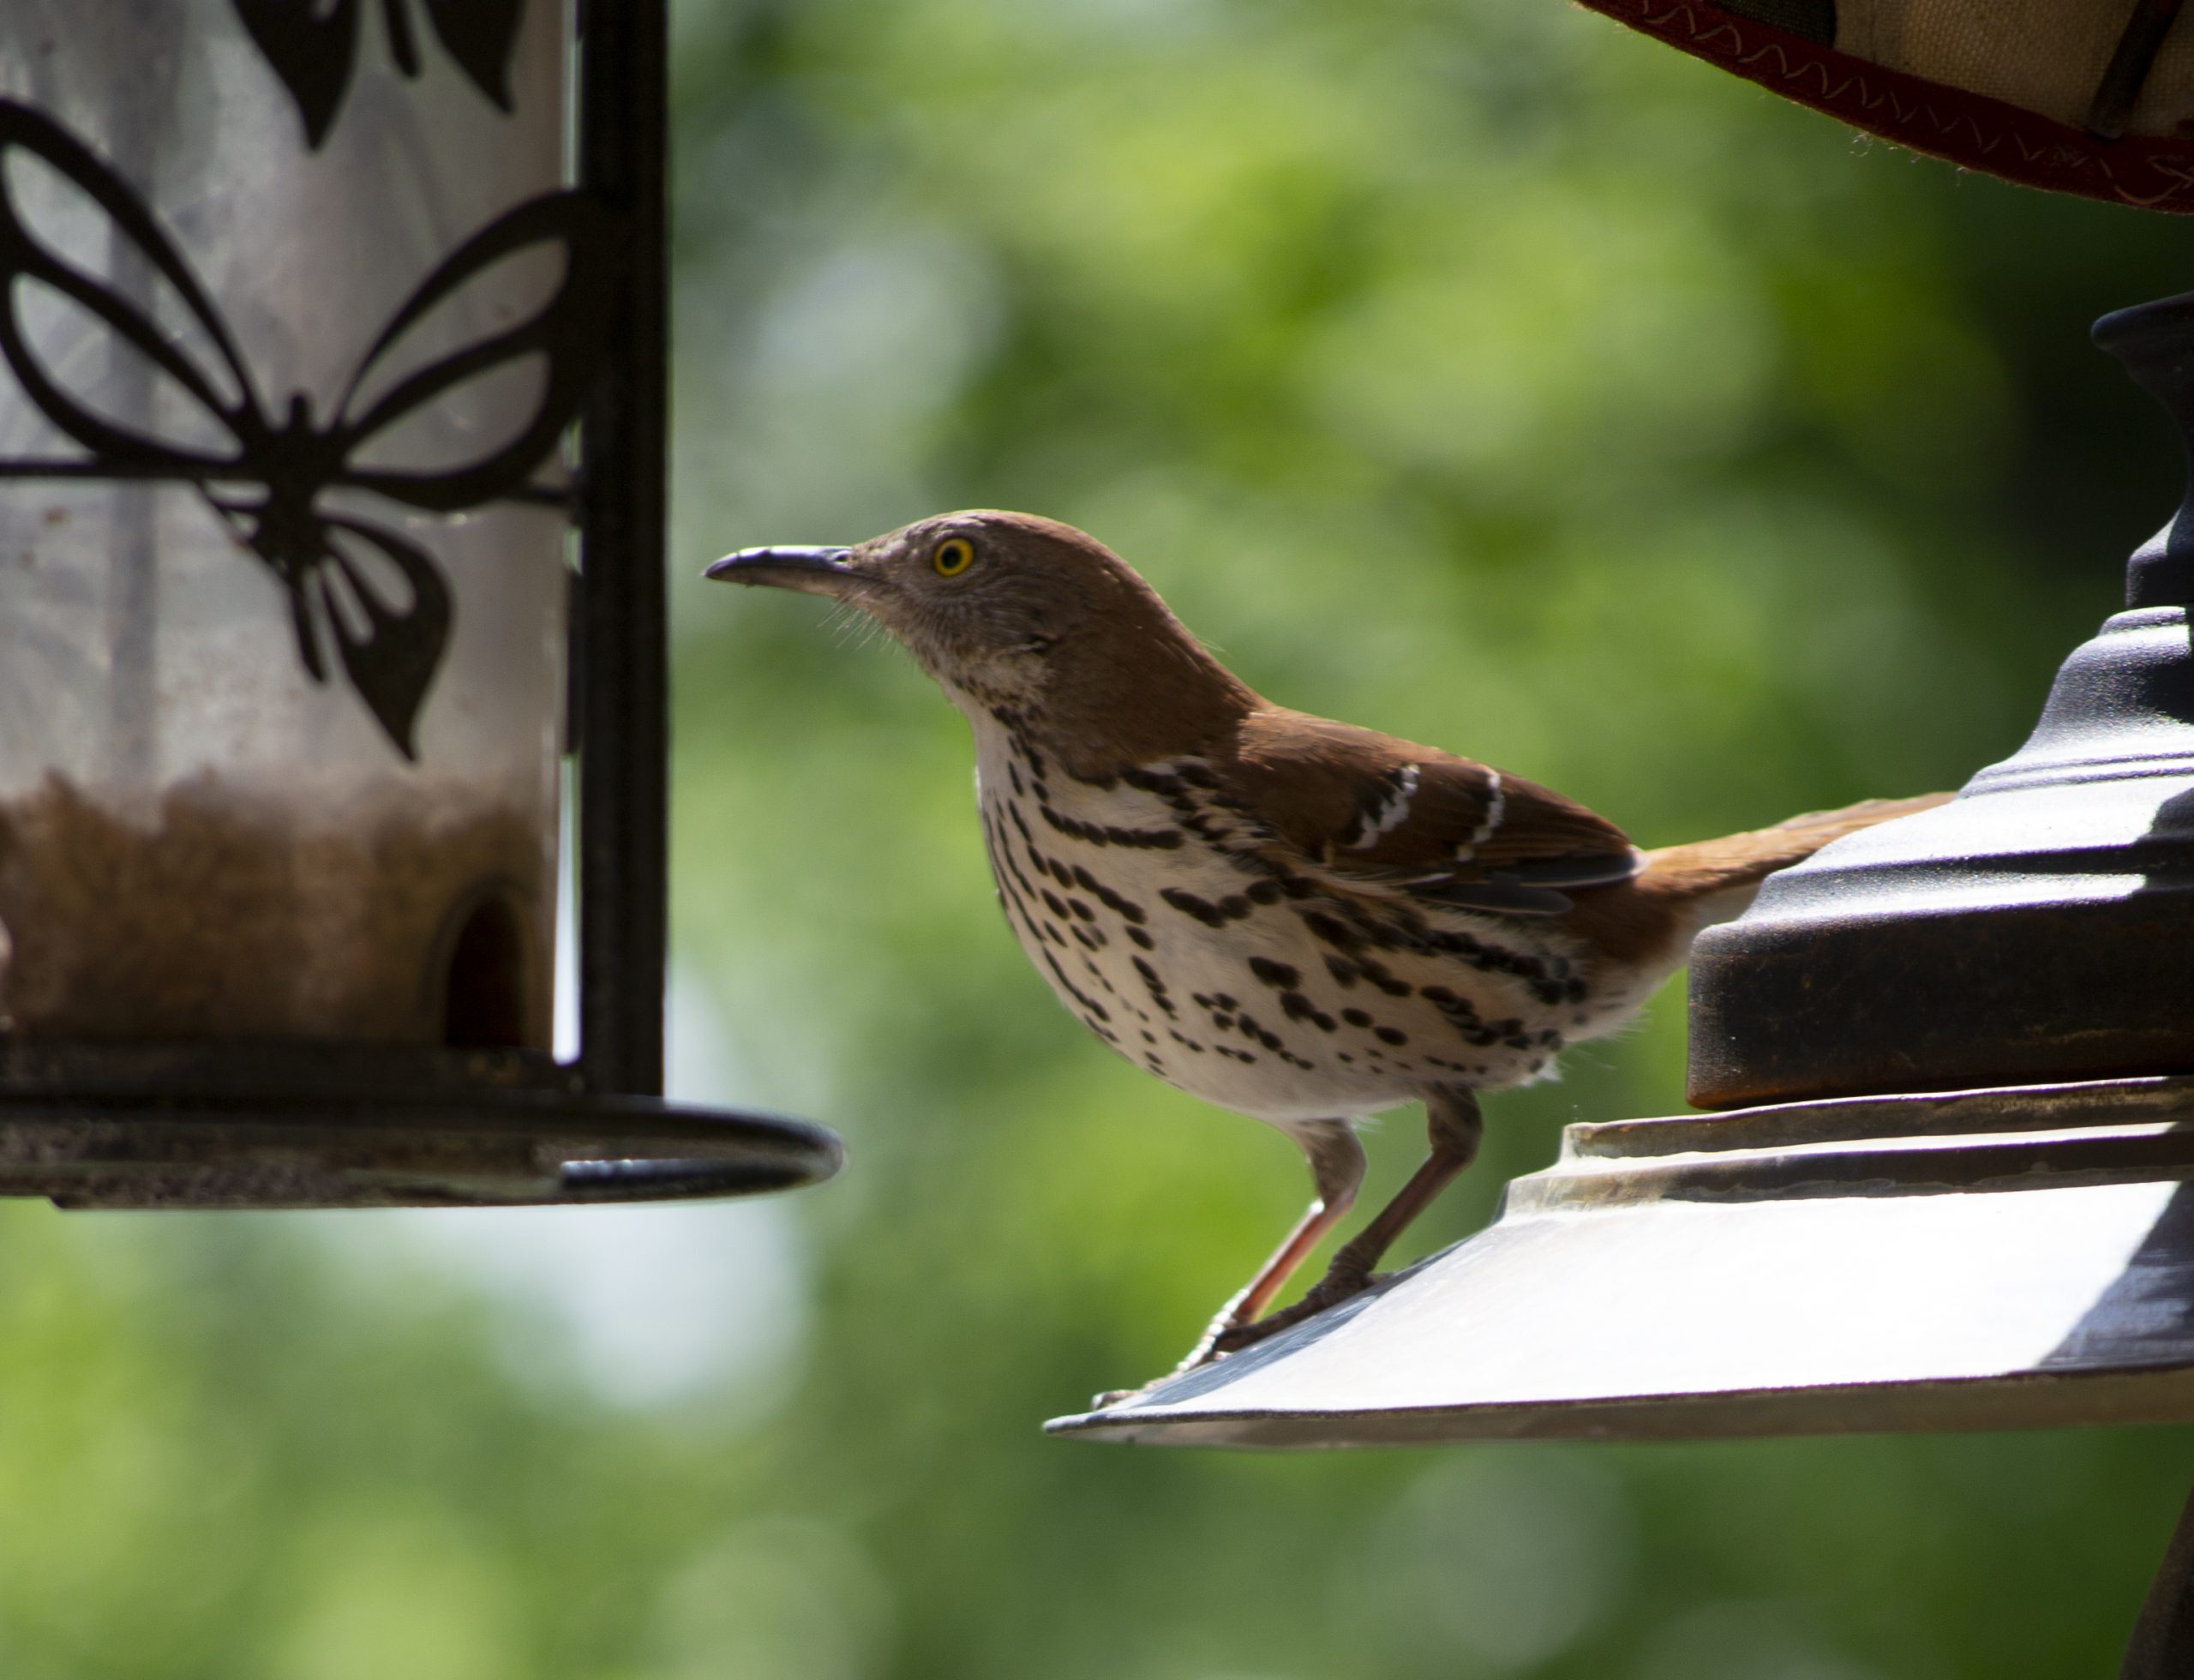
1088;1266;1381;1408
1088;1315;1241;1407
1207;1264;1378;1358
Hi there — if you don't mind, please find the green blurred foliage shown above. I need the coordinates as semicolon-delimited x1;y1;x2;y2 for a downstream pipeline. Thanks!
8;0;2194;1675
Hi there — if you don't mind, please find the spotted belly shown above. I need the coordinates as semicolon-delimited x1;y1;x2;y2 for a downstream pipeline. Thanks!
971;757;1601;1125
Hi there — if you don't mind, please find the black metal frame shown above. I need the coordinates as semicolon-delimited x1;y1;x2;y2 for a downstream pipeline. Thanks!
2125;1478;2194;1679
575;0;669;1101
0;0;841;1209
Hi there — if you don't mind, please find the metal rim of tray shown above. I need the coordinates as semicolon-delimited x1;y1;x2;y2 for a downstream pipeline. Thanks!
0;1085;845;1209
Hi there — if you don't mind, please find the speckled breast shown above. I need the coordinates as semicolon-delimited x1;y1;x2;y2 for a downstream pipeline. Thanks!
970;723;1592;1124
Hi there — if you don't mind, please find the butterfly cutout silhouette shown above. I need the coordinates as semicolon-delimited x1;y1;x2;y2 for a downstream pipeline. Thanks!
0;97;612;757
236;0;528;149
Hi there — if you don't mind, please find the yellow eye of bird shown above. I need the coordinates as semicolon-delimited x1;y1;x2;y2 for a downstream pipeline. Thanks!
932;537;974;577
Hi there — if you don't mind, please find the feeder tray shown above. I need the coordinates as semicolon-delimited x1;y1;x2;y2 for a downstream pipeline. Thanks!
0;1044;840;1211
1051;1074;2194;1445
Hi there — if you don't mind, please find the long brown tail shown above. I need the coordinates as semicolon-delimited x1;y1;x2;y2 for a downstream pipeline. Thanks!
1642;793;1951;899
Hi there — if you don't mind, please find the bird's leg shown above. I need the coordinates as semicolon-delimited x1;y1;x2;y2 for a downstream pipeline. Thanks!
1169;1121;1365;1374
1210;1088;1483;1355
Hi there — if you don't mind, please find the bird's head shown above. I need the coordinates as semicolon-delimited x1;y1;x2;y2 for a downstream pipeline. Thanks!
707;512;1253;753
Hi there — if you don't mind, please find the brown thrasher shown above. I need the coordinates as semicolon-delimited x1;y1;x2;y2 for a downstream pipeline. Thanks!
708;512;1944;1383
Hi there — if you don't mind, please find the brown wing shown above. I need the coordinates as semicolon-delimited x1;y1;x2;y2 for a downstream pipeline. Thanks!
1218;710;1640;915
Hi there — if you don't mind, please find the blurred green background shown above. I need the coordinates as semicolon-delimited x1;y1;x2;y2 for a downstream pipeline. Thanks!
10;0;2194;1674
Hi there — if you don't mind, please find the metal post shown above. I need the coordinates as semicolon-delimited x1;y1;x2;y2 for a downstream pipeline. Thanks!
2124;1479;2194;1679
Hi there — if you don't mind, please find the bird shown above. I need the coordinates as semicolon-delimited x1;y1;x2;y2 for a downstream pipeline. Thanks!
706;511;1946;1385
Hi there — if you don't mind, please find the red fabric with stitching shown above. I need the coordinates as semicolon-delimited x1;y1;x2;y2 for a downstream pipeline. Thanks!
1579;0;2194;212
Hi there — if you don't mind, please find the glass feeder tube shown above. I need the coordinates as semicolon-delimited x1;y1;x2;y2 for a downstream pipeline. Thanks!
0;6;574;1050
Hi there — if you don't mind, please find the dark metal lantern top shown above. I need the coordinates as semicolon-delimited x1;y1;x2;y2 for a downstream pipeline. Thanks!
1687;292;2194;1107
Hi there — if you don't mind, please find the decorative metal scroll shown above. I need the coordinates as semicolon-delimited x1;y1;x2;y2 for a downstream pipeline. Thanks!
234;0;527;148
0;97;612;758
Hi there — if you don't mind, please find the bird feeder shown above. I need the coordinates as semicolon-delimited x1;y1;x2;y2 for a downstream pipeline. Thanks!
1052;5;2194;1666
0;3;839;1207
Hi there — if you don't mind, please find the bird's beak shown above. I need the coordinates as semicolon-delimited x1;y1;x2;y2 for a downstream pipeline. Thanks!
704;545;864;597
